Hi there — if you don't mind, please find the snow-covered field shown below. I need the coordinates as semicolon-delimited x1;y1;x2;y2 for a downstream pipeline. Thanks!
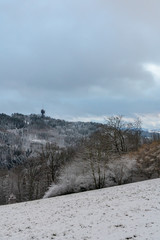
0;179;160;240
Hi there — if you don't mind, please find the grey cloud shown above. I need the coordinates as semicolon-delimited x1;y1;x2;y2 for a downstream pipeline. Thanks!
0;0;160;125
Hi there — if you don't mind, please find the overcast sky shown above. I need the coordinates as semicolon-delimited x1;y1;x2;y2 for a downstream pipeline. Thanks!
1;0;160;129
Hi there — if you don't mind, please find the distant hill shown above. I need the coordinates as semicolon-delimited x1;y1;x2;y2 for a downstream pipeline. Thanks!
0;113;159;169
0;113;100;168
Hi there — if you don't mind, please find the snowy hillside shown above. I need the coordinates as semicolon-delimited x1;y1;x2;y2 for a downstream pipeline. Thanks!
0;179;160;240
0;113;99;168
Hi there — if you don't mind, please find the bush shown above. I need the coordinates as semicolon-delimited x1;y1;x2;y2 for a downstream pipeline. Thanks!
43;157;115;198
43;160;94;198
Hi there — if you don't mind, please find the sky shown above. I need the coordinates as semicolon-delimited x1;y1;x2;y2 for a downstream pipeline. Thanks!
1;0;160;129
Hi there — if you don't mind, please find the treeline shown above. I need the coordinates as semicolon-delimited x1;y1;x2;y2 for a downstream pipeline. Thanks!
0;115;160;205
0;113;99;168
0;145;75;204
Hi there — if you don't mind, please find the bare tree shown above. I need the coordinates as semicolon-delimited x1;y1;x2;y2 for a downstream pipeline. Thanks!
39;143;65;184
104;116;141;154
81;131;110;189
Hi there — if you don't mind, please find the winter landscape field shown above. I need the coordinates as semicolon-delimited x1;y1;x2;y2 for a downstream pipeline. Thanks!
1;1;160;239
0;178;160;240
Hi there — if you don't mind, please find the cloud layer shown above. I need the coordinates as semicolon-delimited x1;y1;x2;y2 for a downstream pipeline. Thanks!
1;0;160;128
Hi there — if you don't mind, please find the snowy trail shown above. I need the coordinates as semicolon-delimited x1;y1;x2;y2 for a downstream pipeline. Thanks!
0;179;160;240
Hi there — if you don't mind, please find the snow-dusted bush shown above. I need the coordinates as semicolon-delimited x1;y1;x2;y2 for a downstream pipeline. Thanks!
43;160;93;198
43;149;136;198
108;155;136;185
108;162;132;185
43;157;114;198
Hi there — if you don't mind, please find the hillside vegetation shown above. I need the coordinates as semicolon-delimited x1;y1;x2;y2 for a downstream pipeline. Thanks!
0;113;160;205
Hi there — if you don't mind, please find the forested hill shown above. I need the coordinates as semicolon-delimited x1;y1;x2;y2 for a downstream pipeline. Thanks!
1;113;160;205
0;113;99;168
0;113;159;170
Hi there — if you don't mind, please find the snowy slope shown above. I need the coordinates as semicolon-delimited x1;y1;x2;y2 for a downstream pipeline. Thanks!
0;179;160;240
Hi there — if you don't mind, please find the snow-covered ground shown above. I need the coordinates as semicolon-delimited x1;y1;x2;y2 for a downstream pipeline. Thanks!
0;179;160;240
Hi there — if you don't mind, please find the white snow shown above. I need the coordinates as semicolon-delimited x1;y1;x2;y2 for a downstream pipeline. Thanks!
0;179;160;240
31;139;47;144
